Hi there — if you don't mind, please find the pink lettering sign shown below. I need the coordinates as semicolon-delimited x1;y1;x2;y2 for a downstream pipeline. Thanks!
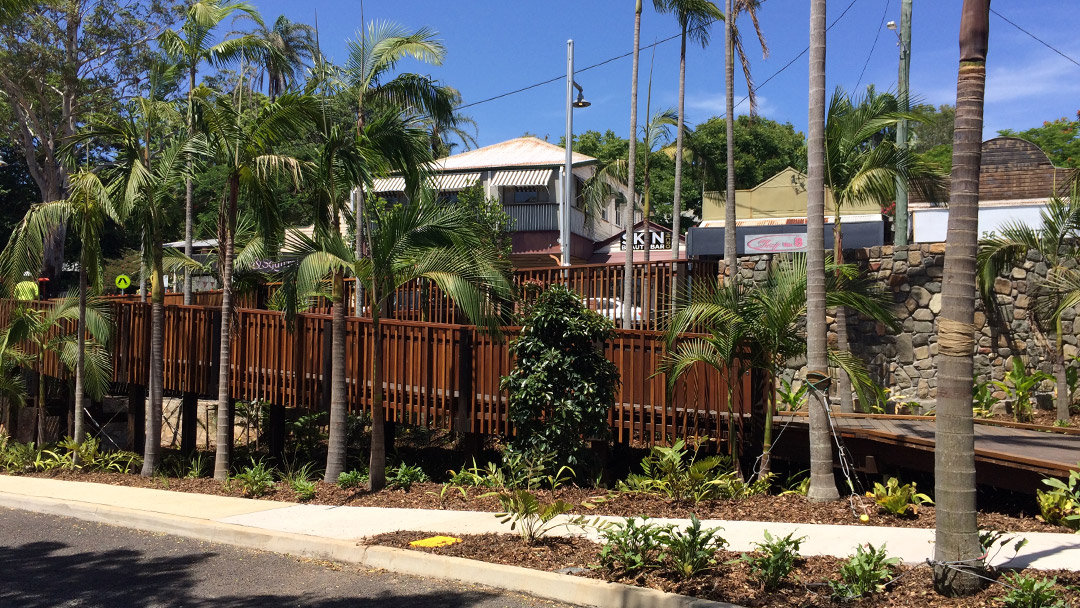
744;233;808;253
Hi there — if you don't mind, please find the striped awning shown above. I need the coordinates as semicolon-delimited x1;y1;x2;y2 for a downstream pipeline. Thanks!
370;172;481;193
489;169;554;188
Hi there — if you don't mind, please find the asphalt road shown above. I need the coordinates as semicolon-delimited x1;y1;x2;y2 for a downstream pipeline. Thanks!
0;508;573;608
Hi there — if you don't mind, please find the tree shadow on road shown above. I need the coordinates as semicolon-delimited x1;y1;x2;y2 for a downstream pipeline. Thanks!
0;538;522;608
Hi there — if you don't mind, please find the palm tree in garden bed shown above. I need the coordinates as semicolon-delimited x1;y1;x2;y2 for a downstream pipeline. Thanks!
824;87;943;412
664;253;897;477
194;89;315;480
283;190;513;491
978;185;1080;424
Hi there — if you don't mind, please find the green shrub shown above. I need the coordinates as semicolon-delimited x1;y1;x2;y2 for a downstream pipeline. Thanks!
449;448;573;492
386;463;430;491
777;377;808;411
829;543;900;599
501;285;619;469
664;514;726;579
337;469;368;490
231;458;276;498
0;440;61;473
735;530;806;591
973;377;1000;418
998;573;1068;608
1036;470;1080;531
597;517;671;574
494;489;574;545
618;439;770;503
279;462;320;501
291;479;317;501
994;359;1052;423
868;477;933;516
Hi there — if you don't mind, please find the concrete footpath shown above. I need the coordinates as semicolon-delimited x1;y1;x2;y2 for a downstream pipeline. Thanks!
2;475;1079;575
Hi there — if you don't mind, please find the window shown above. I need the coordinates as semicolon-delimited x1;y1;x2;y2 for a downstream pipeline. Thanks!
615;202;624;227
512;187;549;204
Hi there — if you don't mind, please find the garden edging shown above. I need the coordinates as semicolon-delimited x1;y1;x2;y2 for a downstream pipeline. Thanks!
0;490;740;608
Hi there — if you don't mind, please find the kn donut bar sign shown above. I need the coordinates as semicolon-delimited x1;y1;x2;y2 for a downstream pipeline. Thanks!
744;233;807;253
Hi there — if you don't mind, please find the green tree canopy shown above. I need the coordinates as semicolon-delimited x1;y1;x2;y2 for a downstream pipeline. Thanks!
999;112;1080;168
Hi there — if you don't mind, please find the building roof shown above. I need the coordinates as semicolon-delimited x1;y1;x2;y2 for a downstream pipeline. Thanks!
164;239;218;249
433;136;596;172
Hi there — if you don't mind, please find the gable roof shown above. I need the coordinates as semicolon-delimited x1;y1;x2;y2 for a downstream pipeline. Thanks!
434;136;596;172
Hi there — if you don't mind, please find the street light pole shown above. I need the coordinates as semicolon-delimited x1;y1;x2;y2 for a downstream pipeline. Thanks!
893;0;912;245
563;39;574;267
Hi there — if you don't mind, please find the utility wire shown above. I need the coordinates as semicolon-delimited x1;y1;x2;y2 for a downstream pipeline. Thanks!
459;0;863;113
990;8;1080;69
852;0;891;94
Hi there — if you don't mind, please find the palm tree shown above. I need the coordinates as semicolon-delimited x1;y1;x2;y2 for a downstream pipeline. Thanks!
652;0;723;263
194;89;314;479
0;335;30;433
341;20;455;312
621;0;644;329
978;186;1080;424
804;0;837;503
723;0;768;277
0;170;122;457
248;15;316;103
159;0;264;306
1;295;112;445
639;105;677;323
666;253;895;477
284;191;513;491
825;87;943;412
932;0;990;596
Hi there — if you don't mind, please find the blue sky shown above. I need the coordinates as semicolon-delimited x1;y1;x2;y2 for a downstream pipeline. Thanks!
253;0;1080;148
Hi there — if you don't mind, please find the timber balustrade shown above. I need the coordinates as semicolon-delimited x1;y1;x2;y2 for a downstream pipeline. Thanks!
1;294;749;447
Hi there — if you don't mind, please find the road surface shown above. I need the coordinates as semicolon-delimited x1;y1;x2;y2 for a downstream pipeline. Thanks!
0;507;572;608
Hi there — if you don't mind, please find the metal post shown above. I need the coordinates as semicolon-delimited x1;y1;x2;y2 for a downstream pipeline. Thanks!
893;0;912;245
562;39;574;267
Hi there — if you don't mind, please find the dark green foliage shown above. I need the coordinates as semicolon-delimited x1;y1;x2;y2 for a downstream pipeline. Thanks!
1037;469;1080;531
386;463;430;491
230;458;276;498
999;112;1080;168
501;285;619;469
452;181;513;260
618;439;771;503
664;514;726;580
597;517;670;574
735;531;806;591
998;573;1068;608
336;469;368;490
829;543;900;599
493;489;575;545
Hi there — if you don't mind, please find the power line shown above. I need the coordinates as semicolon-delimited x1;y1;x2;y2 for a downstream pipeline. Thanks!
460;0;862;114
852;0;891;94
990;8;1080;69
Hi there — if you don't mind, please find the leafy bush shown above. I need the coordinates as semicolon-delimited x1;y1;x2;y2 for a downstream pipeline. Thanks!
449;448;573;492
664;514;726;579
1036;470;1080;531
292;479;317;501
973;377;1000;418
994;359;1053;422
0;440;61;473
618;439;771;503
777;377;808;411
54;436;141;473
979;529;1029;563
597;517;671;574
998;573;1068;608
735;530;806;591
494;489;574;545
501;285;619;469
231;458;276;498
280;462;320;501
868;477;933;516
337;469;368;490
829;543;900;599
386;463;430;491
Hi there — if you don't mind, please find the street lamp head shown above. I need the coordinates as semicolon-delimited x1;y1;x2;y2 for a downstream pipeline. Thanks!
886;20;897;30
573;92;591;108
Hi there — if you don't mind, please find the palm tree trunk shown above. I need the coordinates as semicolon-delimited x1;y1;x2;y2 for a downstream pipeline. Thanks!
73;249;87;454
724;0;737;280
36;352;45;445
805;0;840;503
1056;321;1069;423
324;271;348;482
642;183;652;326
621;0;643;329
761;377;775;477
834;228;855;413
142;248;164;476
184;66;195;306
354;183;366;315
213;177;239;480
933;0;990;595
368;301;387;491
671;28;687;264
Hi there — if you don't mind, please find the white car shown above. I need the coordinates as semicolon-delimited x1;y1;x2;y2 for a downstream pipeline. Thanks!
583;297;643;323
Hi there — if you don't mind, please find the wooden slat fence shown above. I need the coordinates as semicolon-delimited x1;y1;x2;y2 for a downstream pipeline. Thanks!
3;297;749;447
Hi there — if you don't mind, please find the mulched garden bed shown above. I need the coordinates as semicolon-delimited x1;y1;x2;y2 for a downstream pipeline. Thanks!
17;470;1066;534
366;530;1080;608
986;409;1080;428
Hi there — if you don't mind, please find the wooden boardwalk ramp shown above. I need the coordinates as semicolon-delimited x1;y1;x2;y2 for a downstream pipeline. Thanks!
770;412;1080;492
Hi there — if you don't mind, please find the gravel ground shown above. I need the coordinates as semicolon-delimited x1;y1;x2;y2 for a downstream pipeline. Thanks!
0;508;573;608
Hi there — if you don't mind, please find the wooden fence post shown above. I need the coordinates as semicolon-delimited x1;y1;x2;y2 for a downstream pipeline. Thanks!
180;392;198;456
127;385;145;455
452;328;479;456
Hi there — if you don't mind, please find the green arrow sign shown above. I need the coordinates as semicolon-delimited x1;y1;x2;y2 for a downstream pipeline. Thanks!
115;274;131;290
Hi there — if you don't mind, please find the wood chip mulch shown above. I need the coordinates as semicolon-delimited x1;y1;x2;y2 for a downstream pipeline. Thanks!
367;530;1080;608
16;470;1067;534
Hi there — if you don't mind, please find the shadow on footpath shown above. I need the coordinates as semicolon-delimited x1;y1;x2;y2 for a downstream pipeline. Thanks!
0;538;514;608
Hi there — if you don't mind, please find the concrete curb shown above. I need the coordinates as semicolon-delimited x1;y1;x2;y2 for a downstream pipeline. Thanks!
0;492;741;608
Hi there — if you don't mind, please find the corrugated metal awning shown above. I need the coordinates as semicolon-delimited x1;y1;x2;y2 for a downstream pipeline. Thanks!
372;176;406;192
489;169;554;187
699;214;882;228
